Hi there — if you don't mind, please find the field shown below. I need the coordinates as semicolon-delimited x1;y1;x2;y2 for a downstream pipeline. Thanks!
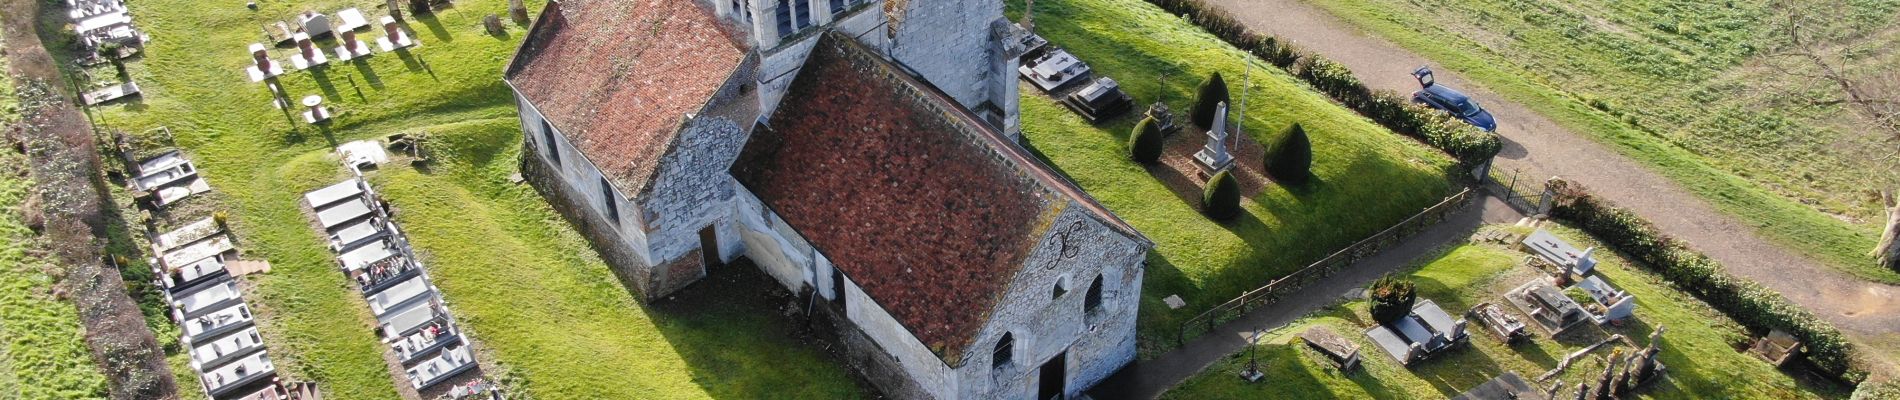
69;0;863;398
1166;226;1850;399
1009;0;1459;356
1299;0;1900;283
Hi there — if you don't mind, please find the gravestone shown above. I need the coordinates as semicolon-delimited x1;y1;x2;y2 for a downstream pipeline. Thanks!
411;0;433;15
300;11;333;38
484;14;505;35
388;0;404;20
1193;101;1235;175
510;0;530;24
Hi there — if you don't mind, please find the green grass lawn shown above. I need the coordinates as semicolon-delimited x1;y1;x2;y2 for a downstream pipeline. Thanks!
1296;0;1900;284
72;0;862;398
1009;0;1459;356
1166;226;1850;399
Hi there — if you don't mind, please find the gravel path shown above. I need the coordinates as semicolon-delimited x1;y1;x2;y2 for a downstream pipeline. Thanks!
1200;0;1899;360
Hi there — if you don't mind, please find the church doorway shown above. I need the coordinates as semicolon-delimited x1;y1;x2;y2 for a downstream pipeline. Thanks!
699;225;721;267
1038;351;1067;400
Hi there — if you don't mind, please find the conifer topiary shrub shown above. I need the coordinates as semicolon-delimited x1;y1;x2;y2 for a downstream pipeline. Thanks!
1367;274;1417;324
1129;116;1166;165
1267;123;1313;185
1192;72;1229;128
1201;170;1240;220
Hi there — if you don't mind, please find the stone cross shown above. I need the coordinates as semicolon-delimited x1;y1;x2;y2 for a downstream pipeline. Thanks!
1193;101;1235;174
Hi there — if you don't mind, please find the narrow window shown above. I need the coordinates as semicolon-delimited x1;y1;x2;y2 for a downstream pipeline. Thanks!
1051;277;1068;299
794;0;811;29
600;177;619;223
831;267;846;307
541;119;560;165
993;333;1014;368
775;0;793;38
829;0;844;15
1085;275;1104;312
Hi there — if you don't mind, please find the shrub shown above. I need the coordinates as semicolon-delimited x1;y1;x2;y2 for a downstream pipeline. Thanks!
212;211;229;229
1129;116;1166;164
1853;379;1899;400
1294;55;1371;109
1192;72;1229;128
1367;274;1417;324
1201;170;1240;220
1266;123;1312;184
1548;178;1866;384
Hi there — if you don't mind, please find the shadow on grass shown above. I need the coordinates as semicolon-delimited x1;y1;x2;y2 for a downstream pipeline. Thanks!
639;261;871;399
414;14;456;43
353;60;385;90
308;67;343;102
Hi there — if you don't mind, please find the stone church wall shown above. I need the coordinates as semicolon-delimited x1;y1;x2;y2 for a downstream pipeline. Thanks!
952;204;1147;399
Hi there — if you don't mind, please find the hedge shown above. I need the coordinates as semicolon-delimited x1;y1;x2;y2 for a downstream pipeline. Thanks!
1266;123;1311;184
1202;170;1241;220
1143;0;1501;168
1548;178;1867;385
1129;116;1165;164
1192;72;1230;128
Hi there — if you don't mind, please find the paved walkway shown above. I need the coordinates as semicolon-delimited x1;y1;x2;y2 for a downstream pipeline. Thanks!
1090;195;1523;399
1200;0;1899;353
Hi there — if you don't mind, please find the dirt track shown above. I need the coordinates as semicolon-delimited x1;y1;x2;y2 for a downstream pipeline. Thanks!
1199;0;1899;365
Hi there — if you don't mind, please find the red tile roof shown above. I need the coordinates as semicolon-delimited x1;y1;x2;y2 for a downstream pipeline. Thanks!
732;32;1143;364
505;0;747;194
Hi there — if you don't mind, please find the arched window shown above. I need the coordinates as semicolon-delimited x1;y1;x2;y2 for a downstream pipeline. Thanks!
993;332;1014;368
1085;275;1104;312
600;177;619;223
540;119;559;165
1052;276;1068;299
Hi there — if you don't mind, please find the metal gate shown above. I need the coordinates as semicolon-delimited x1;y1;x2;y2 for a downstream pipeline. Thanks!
1484;167;1547;215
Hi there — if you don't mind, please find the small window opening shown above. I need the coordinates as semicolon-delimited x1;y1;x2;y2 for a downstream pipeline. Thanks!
993;333;1014;368
1085;275;1104;312
600;177;619;222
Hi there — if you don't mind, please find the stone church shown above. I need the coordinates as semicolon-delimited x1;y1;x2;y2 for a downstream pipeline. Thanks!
503;0;1151;398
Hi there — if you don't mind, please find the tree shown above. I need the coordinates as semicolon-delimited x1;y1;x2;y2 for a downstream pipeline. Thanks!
1877;190;1899;271
1767;0;1900;271
1366;274;1416;324
1192;72;1229;128
1202;170;1240;220
1267;123;1313;184
1128;116;1165;164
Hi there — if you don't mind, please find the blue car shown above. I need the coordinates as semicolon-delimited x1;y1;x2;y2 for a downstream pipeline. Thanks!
1410;67;1497;132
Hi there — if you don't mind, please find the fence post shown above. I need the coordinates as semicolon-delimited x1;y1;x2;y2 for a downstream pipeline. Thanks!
1537;178;1557;216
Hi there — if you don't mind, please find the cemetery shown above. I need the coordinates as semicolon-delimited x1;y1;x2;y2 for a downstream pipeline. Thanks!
1165;225;1850;399
1008;0;1462;356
